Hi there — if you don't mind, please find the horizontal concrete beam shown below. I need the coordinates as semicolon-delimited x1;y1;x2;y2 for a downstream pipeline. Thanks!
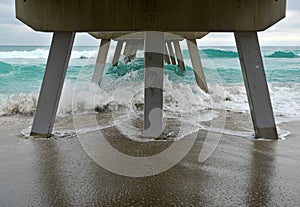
89;32;208;40
16;0;286;32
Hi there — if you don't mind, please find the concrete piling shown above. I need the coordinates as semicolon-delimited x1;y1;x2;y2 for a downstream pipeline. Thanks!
112;40;124;67
164;43;171;65
187;39;208;93
173;41;186;71
30;32;75;137
131;42;138;60
144;32;164;137
166;41;177;65
92;39;111;85
235;32;278;139
123;41;135;63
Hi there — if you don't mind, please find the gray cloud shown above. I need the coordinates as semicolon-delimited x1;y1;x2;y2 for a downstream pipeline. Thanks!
287;0;300;10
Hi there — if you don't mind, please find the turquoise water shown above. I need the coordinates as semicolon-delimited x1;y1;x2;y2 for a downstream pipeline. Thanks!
1;46;300;95
0;45;300;124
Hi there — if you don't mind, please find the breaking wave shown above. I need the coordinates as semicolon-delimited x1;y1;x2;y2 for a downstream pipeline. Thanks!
265;51;299;58
200;49;239;58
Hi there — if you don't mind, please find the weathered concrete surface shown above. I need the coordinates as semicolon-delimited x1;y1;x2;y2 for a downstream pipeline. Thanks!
16;0;286;32
1;115;300;206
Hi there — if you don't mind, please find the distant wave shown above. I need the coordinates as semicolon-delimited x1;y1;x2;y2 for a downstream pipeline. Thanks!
0;61;13;77
2;48;299;60
201;49;238;58
0;49;98;59
0;60;12;69
200;49;300;59
265;51;299;58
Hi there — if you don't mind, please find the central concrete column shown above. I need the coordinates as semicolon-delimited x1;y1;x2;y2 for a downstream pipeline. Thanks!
144;32;164;137
31;32;75;137
235;32;278;139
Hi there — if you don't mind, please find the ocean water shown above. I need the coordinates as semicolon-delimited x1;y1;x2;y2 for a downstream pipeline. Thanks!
0;45;299;139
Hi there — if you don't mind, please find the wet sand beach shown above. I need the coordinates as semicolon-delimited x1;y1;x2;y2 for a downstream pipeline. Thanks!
0;113;299;206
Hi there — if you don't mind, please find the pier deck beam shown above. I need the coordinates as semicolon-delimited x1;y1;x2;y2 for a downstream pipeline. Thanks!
112;40;124;67
235;32;278;139
173;41;186;71
144;32;164;137
187;39;208;93
30;32;75;137
92;39;111;85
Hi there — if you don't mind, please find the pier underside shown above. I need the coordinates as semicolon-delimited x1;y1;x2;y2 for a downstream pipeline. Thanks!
16;0;286;32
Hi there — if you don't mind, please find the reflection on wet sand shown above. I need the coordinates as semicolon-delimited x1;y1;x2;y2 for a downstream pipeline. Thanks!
32;140;71;206
247;141;277;206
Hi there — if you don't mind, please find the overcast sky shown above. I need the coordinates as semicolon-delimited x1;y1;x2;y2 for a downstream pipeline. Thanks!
1;0;300;46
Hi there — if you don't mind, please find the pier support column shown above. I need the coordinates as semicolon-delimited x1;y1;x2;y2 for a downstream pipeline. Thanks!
164;43;171;65
112;40;124;67
187;39;208;93
123;41;130;56
30;32;75;137
123;41;135;63
92;39;111;85
131;42;138;60
235;32;278;139
136;40;144;51
166;41;177;65
144;32;164;137
173;41;186;71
